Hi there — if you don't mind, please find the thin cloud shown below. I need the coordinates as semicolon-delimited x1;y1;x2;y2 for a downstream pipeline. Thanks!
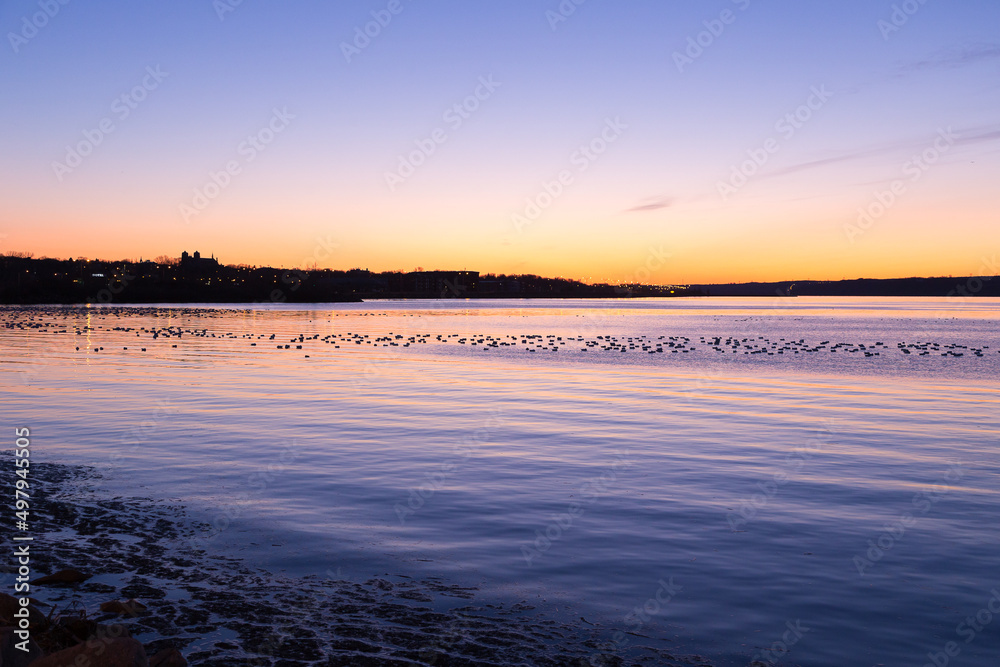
895;43;1000;75
626;197;673;213
760;125;1000;180
764;146;893;180
955;127;1000;146
843;42;1000;92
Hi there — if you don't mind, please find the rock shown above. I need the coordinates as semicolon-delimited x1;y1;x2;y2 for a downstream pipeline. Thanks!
49;615;97;646
29;637;148;667
0;594;22;623
0;594;46;628
99;600;148;616
33;616;132;657
0;626;43;667
45;616;132;651
31;570;91;586
90;623;132;644
148;647;187;666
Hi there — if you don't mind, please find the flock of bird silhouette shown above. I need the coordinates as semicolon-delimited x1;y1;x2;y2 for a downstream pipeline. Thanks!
3;307;991;360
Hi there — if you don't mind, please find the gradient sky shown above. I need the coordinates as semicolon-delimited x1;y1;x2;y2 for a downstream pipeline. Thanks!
1;0;998;284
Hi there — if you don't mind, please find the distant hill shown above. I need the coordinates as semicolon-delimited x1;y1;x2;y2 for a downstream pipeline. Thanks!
692;275;999;298
0;255;698;304
2;253;996;303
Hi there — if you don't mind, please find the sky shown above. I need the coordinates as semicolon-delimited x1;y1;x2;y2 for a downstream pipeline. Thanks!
1;0;998;284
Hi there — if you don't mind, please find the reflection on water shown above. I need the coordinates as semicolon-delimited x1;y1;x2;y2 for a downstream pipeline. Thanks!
2;298;999;666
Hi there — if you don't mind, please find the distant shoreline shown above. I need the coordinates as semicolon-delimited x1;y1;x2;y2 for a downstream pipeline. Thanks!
1;254;997;303
691;274;998;298
3;291;1000;307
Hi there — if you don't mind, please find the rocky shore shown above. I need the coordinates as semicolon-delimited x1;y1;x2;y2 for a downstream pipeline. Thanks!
1;458;712;666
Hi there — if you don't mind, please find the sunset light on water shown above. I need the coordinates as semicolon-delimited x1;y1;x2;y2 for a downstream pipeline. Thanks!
2;2;999;666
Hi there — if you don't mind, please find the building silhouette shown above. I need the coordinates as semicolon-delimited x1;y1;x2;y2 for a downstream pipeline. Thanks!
180;251;219;273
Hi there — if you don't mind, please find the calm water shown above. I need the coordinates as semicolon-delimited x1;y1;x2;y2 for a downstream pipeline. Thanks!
3;297;999;666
